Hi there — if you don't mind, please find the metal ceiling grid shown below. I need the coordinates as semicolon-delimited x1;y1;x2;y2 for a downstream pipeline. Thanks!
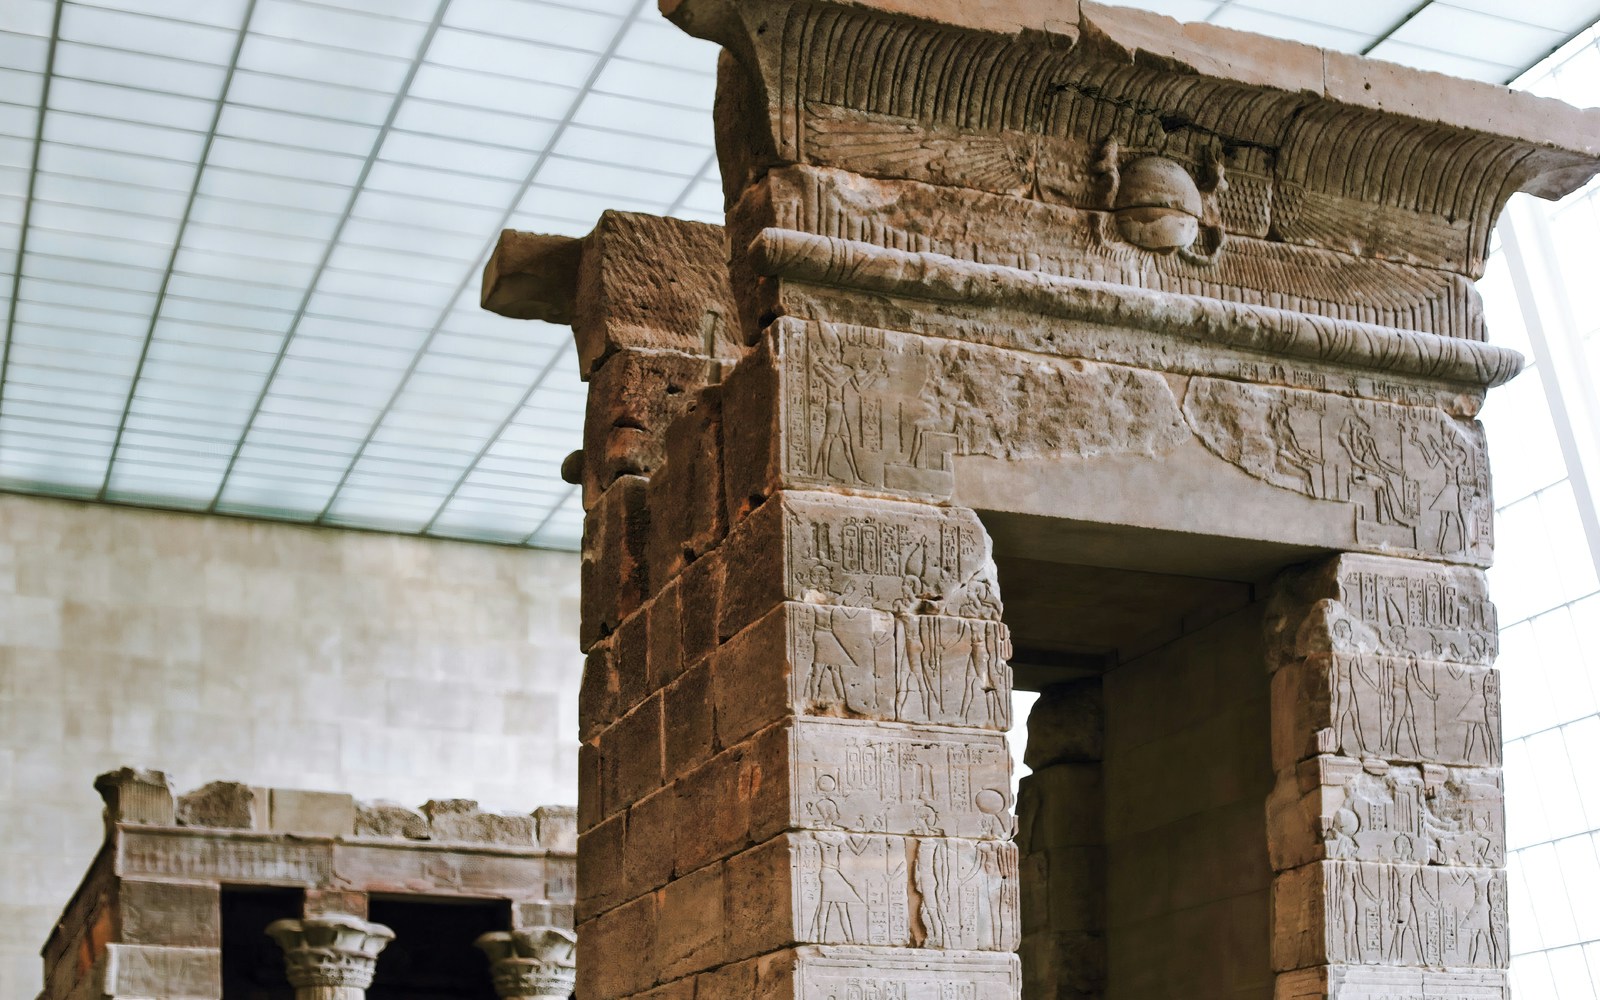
0;0;1593;551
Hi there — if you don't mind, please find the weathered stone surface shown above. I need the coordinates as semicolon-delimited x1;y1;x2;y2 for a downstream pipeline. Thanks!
118;827;332;883
534;805;577;853
671;0;1600;280
1268;756;1504;872
480;230;582;324
1185;378;1493;563
94;768;174;828
1266;553;1498;668
105;943;220;999
1272;653;1500;770
723;318;1189;509
270;789;356;838
423;799;536;846
584;348;709;503
719;491;1002;643
646;385;726;591
116;881;219;948
725;832;1019;959
581;475;651;649
352;800;428;840
1274;964;1508;999
745;228;1517;412
773;945;1022;1000
713;602;1013;746
1273;861;1507;972
176;780;261;830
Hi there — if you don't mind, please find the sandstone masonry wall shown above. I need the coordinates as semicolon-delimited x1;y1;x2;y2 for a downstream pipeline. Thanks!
0;493;583;1000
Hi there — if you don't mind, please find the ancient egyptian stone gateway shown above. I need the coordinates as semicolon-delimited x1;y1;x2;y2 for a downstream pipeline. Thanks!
485;1;1600;998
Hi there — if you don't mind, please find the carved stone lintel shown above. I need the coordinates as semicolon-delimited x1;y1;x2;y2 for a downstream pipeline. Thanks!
476;926;578;1000
266;913;394;994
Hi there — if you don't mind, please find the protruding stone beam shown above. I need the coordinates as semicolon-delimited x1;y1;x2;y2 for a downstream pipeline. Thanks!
266;913;394;1000
475;926;578;1000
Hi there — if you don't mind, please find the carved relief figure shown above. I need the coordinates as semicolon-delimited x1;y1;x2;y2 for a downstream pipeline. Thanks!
1326;861;1505;968
1185;379;1492;560
914;839;1019;952
796;834;910;947
793;722;1013;839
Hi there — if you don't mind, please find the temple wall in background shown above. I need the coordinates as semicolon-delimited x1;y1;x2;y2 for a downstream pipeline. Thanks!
0;492;583;999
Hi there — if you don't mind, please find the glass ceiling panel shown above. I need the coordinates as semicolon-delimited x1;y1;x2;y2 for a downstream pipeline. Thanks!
1;0;1595;556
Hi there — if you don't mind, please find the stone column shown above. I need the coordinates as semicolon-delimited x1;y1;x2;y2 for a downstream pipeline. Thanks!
476;927;578;1000
1265;555;1506;997
265;913;394;1000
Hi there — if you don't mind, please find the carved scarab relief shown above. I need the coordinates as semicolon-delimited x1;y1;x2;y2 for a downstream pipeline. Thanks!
1096;142;1227;262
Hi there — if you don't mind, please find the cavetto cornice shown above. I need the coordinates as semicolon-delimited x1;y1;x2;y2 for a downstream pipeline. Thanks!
664;0;1600;279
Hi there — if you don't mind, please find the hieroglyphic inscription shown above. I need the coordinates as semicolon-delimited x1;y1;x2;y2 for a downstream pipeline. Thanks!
1316;862;1507;969
790;834;1018;951
1332;563;1498;666
784;495;1002;620
119;831;331;885
915;839;1020;952
1273;757;1504;869
792;719;1013;839
1276;965;1508;1000
794;945;1021;1000
1284;656;1500;767
779;321;1187;502
795;833;912;946
1185;378;1492;561
788;604;1013;729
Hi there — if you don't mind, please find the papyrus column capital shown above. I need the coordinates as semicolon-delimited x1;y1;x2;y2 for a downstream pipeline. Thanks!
266;913;394;998
475;926;578;1000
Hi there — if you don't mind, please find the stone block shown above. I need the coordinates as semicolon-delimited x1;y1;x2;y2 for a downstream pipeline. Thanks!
580;638;622;744
662;660;714;779
269;788;355;838
655;861;727;981
1275;965;1508;999
1016;764;1102;853
116;881;219;948
578;811;627;922
535;805;578;853
353;800;428;839
1267;755;1504;873
174;781;260;830
581;475;651;650
1271;654;1501;770
302;889;367;918
1023;679;1103;767
584;348;709;502
647;386;727;593
577;892;658;1000
1272;861;1506;972
579;741;602;833
647;578;685;689
118;828;333;885
724;832;1019;963
1019;931;1105;1000
569;211;739;377
718;491;1002;646
624;786;676;903
480;229;581;323
716;602;1013;737
752;945;1021;1000
104;944;219;999
93;768;173;827
1265;554;1497;670
598;693;664;818
422;799;536;846
678;549;724;663
723;319;1190;510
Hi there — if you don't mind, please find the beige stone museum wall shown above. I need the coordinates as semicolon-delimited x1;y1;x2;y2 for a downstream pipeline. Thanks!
0;492;583;999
